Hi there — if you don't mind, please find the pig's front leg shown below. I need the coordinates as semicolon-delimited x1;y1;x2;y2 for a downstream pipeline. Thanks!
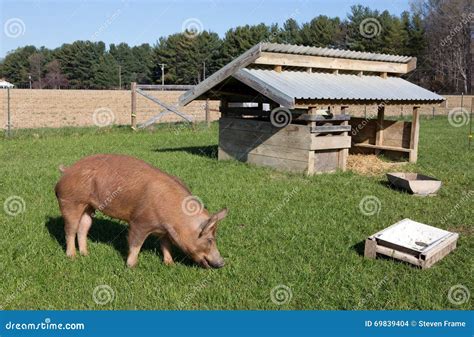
126;226;148;268
160;236;174;265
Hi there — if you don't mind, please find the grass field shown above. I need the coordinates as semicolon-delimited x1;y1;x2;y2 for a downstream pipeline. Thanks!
0;117;472;310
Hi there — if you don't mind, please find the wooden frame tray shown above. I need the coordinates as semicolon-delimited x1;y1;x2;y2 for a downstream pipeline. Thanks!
364;219;458;269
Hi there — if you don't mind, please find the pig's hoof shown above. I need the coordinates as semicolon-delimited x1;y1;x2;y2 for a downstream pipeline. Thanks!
66;251;76;259
79;250;89;256
163;258;174;266
126;260;137;268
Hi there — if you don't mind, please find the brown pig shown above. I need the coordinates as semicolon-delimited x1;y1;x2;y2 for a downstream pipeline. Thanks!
54;154;228;269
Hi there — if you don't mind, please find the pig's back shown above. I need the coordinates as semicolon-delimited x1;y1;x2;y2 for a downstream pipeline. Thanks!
55;154;191;221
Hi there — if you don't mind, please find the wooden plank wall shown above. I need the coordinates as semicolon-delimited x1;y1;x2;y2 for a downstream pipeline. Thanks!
350;118;411;148
218;117;312;173
219;117;352;174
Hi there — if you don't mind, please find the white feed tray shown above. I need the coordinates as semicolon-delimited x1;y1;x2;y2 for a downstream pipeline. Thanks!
365;219;459;269
374;219;452;253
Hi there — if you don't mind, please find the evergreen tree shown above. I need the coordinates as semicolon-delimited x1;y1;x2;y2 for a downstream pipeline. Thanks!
221;24;272;63
93;53;120;89
281;19;302;45
300;16;344;48
131;44;154;84
345;5;385;52
1;46;38;85
55;41;105;88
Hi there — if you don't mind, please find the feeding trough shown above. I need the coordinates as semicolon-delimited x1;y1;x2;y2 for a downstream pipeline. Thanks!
364;219;459;269
386;172;441;196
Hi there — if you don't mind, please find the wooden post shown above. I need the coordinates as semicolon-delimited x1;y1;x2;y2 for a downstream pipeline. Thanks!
409;106;420;163
380;72;388;79
205;98;210;128
7;87;11;137
131;82;137;130
469;97;473;149
375;105;385;155
339;105;349;171
274;65;282;73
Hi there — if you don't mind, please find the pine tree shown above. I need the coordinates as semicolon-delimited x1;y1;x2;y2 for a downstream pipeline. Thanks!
1;46;38;85
93;53;119;89
300;16;344;48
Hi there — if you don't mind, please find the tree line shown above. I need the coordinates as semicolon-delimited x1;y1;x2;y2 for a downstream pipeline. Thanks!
0;1;471;94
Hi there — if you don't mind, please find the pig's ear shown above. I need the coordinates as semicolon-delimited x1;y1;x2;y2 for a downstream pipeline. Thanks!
200;208;228;236
214;208;228;221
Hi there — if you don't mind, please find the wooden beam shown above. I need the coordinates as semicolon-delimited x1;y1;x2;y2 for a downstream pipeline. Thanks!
406;57;417;73
254;52;413;74
409;106;420;163
137;84;194;90
180;44;262;106
354;143;411;153
136;88;193;122
311;125;351;133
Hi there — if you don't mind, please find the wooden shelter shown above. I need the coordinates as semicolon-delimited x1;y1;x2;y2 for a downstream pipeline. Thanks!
179;43;444;174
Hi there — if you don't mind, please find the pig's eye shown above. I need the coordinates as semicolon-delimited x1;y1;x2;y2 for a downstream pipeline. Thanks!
207;238;214;245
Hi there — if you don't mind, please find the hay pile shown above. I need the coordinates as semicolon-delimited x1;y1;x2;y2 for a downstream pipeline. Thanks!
347;154;403;176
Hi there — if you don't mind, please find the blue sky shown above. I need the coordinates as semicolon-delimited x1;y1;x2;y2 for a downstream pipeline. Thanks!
0;0;410;57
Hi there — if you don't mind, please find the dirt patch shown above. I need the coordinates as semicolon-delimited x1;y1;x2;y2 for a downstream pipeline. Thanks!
347;154;405;176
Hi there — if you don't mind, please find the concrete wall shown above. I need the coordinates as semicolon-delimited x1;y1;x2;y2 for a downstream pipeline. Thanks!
0;89;220;129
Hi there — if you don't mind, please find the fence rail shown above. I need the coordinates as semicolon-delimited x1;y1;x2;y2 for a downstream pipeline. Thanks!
0;88;471;132
136;84;194;91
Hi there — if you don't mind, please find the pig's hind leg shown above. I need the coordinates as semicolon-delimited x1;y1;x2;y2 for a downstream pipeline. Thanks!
77;208;94;256
60;203;87;258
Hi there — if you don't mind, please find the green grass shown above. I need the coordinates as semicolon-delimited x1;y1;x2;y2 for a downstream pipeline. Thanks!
0;117;472;310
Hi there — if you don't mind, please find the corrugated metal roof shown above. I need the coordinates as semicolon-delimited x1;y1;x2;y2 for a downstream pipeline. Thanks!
235;69;444;102
260;43;413;63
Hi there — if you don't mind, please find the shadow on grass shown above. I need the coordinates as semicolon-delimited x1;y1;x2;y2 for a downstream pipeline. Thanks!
352;241;366;256
45;216;193;267
379;180;411;195
153;145;218;159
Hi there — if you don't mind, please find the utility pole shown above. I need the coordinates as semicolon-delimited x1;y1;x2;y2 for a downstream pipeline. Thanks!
203;61;206;80
160;63;165;90
28;75;32;89
118;65;122;89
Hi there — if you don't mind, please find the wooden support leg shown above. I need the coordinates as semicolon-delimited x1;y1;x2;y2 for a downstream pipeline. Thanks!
339;105;349;171
409;106;420;163
375;105;385;155
364;238;377;259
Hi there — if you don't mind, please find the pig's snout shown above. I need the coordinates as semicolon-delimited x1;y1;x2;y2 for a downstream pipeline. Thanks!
200;251;225;269
207;257;225;269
